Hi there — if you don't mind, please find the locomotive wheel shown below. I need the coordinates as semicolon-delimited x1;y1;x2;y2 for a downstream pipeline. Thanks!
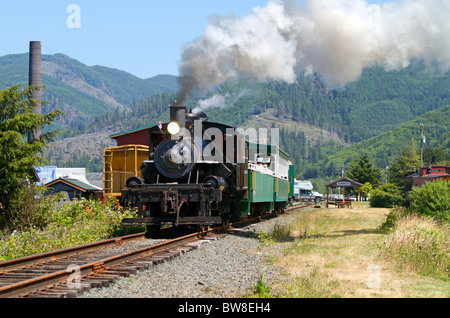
126;177;144;188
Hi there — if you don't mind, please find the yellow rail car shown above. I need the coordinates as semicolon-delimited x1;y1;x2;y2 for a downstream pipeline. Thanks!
103;145;149;199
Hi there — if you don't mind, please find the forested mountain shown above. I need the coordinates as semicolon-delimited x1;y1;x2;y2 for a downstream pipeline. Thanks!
303;105;450;179
1;53;449;181
197;61;450;145
0;53;178;134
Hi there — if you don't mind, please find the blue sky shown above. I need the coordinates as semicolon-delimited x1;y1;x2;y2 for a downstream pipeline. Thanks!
0;0;388;79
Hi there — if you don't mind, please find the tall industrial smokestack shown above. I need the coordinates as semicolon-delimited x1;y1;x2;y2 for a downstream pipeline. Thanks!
28;41;42;142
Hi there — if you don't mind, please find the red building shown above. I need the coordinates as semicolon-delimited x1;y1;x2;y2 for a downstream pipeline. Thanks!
110;126;152;147
413;165;450;187
405;165;450;199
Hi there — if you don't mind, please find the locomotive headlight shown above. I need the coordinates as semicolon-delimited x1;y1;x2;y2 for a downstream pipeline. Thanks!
167;121;181;135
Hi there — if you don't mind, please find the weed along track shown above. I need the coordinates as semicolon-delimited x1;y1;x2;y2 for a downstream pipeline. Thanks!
0;204;309;298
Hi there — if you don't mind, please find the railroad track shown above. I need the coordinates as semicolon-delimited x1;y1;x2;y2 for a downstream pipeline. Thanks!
286;202;313;212
0;203;311;298
0;230;206;298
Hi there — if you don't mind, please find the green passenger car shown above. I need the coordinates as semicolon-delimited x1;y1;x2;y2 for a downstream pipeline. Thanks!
240;142;294;216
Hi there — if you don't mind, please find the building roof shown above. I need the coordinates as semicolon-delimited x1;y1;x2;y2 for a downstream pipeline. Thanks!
36;166;102;190
325;177;363;188
45;178;101;192
109;124;158;139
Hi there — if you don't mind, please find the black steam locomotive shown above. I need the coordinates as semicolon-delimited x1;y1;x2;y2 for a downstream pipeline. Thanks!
121;102;294;231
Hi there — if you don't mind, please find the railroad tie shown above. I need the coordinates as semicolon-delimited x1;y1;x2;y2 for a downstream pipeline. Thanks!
27;292;65;298
141;255;167;264
103;270;131;277
132;260;157;267
166;250;182;257
176;246;195;254
112;266;138;275
46;287;79;298
80;278;102;288
82;276;111;287
157;252;175;261
201;237;218;241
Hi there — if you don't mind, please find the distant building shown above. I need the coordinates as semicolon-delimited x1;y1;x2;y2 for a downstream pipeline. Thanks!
45;178;102;201
405;165;450;203
35;166;102;201
109;125;154;147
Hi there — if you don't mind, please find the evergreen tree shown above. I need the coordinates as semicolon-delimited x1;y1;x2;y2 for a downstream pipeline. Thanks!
346;153;382;187
423;147;450;165
0;85;63;228
387;139;421;189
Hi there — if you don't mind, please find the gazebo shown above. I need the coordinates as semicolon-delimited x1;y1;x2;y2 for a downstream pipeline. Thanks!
325;177;363;208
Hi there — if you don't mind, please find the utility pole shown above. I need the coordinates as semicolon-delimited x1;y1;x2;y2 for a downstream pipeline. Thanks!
419;123;425;167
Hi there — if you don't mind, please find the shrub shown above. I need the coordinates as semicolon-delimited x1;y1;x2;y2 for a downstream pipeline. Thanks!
370;183;405;208
380;213;449;279
0;198;141;261
377;207;406;233
271;222;293;242
408;180;450;223
0;185;59;231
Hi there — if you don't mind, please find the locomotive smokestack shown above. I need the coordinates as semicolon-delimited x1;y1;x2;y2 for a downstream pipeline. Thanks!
169;100;187;128
28;41;42;142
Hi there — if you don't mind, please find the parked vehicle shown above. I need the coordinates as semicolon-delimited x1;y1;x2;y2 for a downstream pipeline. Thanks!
293;180;323;203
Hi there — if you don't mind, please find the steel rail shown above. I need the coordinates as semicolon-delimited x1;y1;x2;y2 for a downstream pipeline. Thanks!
0;232;146;274
0;231;205;298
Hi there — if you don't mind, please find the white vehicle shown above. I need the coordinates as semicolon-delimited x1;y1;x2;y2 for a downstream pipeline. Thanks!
294;180;324;203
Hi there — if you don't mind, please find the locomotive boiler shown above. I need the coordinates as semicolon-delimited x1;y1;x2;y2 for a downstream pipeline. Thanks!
121;101;294;231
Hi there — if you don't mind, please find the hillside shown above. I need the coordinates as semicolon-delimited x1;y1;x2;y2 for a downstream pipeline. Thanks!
1;53;449;178
44;67;450;175
178;65;450;180
308;105;450;179
0;53;179;133
196;62;450;145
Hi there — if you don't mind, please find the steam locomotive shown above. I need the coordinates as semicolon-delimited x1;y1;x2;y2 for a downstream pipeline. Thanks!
121;102;295;230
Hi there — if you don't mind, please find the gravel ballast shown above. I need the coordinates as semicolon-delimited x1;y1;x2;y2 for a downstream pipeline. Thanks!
80;215;295;298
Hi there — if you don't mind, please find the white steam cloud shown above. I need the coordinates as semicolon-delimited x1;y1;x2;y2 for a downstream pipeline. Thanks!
193;94;228;114
192;90;251;114
176;0;450;103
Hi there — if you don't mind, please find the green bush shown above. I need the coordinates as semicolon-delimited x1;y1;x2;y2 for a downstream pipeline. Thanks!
0;198;141;261
370;183;405;208
380;213;449;279
377;207;405;233
0;185;60;231
408;180;450;223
